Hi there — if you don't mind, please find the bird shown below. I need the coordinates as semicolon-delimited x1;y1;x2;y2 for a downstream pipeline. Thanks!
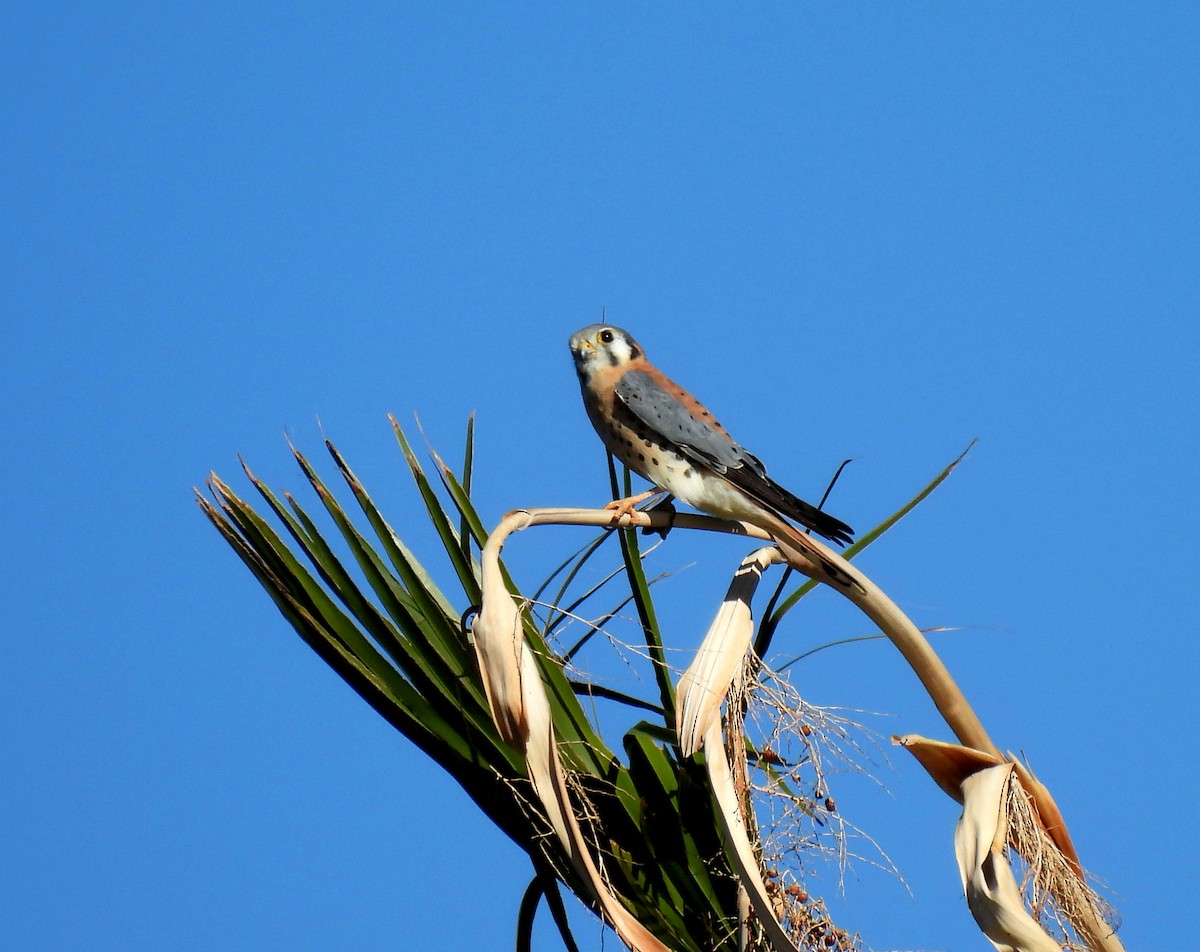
568;323;859;589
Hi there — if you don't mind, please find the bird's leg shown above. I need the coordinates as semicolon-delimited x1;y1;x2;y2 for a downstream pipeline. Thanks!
603;488;665;523
641;494;677;539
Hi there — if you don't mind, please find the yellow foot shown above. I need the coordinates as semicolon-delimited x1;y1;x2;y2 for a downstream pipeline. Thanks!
603;489;662;523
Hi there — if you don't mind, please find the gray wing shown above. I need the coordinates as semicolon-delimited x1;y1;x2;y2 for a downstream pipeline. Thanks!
613;369;854;546
613;370;753;474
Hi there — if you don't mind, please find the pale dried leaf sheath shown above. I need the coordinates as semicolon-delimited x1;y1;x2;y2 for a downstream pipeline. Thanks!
894;733;1006;804
472;546;528;745
896;735;1124;952
703;719;802;952
474;520;671;952
956;764;1062;952
677;547;783;757
894;736;1061;951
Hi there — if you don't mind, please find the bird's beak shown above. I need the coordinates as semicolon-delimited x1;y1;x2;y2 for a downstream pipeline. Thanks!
570;338;595;362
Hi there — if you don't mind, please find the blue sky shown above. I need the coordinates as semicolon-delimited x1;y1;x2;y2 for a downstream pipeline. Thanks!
4;3;1196;949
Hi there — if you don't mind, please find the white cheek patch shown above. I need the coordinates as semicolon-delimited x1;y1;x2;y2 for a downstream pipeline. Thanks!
607;336;635;366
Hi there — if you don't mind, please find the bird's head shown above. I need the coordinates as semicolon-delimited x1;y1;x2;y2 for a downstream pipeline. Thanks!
568;324;644;380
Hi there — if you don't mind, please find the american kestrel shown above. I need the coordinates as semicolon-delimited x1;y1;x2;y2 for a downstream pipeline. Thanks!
569;323;857;588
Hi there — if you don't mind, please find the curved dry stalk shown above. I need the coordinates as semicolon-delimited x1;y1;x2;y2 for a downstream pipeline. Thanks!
493;505;993;753
481;505;1121;952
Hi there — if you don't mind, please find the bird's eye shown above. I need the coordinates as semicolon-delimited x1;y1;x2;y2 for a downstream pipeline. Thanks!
599;329;615;344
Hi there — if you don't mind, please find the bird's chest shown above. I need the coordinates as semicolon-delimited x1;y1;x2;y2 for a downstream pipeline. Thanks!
608;409;696;488
594;397;752;516
578;366;758;523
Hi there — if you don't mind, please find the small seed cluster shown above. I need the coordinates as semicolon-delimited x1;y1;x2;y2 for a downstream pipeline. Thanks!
763;868;861;951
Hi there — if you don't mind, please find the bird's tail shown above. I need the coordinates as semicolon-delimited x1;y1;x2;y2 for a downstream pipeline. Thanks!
725;462;854;546
768;478;854;547
760;512;863;592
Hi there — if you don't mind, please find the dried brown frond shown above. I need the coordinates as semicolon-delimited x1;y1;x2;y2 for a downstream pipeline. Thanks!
1006;776;1121;951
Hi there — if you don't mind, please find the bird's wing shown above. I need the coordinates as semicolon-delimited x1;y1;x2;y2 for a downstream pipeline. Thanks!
614;369;854;547
724;461;854;547
613;370;744;472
